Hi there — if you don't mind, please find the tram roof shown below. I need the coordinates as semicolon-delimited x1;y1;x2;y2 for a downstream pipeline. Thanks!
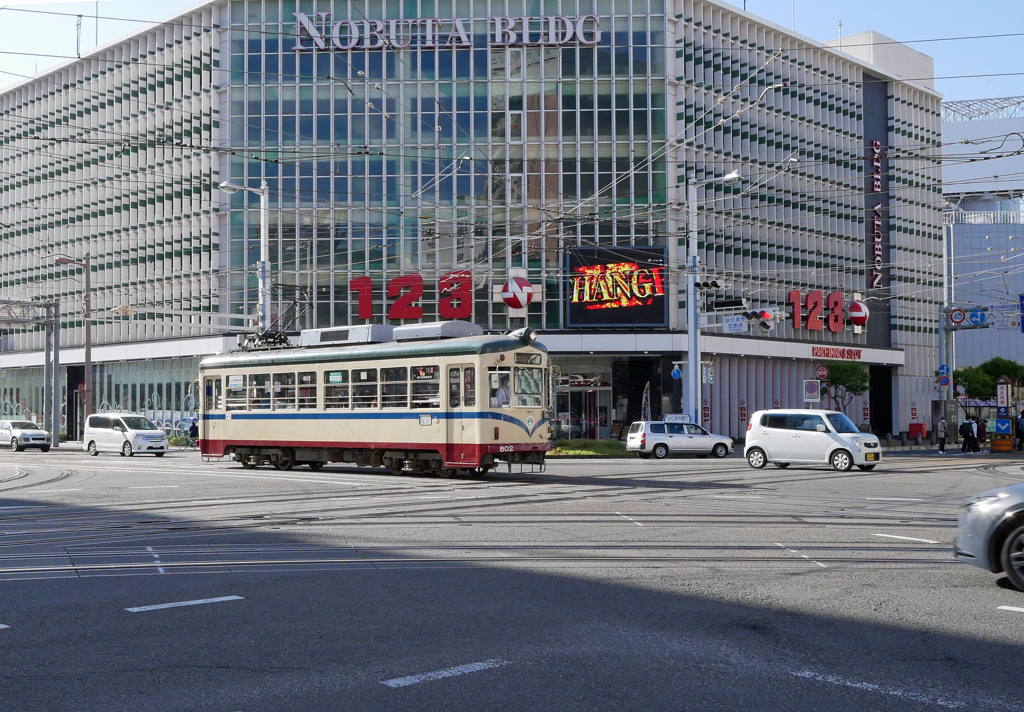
199;332;547;371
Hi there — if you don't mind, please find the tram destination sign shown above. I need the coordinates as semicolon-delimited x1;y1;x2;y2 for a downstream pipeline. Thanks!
565;247;668;328
292;13;602;51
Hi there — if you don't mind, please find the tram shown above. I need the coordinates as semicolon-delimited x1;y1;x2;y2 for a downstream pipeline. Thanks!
197;322;550;477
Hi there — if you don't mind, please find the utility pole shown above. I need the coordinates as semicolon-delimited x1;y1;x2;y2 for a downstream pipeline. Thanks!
55;253;91;432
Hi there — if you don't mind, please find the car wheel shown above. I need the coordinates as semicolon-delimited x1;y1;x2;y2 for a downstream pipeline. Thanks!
438;468;457;479
830;450;852;471
41;445;50;453
88;441;99;456
774;462;790;469
121;441;134;458
1000;524;1024;592
712;443;729;459
652;444;669;459
10;437;22;452
746;448;767;469
154;452;165;458
857;464;876;471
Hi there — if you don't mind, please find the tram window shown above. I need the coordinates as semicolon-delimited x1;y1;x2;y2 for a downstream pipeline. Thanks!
448;367;461;408
225;374;247;411
352;368;378;408
513;367;543;407
488;368;511;408
410;365;440;409
250;374;271;409
464;367;476;407
272;372;296;410
297;372;317;409
381;367;408;408
324;370;349;409
204;378;222;411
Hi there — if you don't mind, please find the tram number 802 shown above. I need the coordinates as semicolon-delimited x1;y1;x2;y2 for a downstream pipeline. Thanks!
498;445;514;453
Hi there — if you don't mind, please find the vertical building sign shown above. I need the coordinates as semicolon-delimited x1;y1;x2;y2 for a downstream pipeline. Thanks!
870;139;884;289
863;73;891;349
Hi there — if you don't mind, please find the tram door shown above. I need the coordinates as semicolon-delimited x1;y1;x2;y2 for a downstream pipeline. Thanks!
446;365;475;465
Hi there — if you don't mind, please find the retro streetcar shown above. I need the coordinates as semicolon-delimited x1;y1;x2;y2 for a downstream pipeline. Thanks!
198;322;550;477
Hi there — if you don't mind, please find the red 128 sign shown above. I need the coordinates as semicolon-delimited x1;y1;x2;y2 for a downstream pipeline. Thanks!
350;271;473;321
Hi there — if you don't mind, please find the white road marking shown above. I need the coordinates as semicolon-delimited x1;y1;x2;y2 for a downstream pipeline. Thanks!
776;543;827;568
790;669;965;708
615;512;643;526
0;624;8;630
712;495;762;499
190;499;256;506
130;485;180;489
381;659;510;688
998;605;1024;613
872;534;940;544
865;497;923;502
126;595;244;613
30;489;82;493
146;546;165;574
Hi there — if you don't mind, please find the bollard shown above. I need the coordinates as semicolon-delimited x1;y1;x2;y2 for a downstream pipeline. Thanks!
899;432;908;447
914;434;922;446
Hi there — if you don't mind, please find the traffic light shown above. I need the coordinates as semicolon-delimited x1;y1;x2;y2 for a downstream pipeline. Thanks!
695;278;723;290
743;309;775;332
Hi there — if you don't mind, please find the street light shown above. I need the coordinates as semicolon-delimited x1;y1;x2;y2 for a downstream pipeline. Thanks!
54;253;91;432
685;171;741;426
218;180;271;332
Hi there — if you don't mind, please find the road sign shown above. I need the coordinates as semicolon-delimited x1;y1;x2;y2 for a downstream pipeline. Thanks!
995;419;1013;435
816;366;830;380
803;380;821;402
998;406;1009;417
722;314;748;333
938;364;950;376
939;376;950;387
968;309;987;326
671;367;681;380
681;414;692;423
949;309;966;324
664;414;684;423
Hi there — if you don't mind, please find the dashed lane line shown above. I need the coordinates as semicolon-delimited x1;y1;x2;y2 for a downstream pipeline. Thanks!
998;605;1024;613
382;659;510;688
872;533;940;544
775;543;827;568
126;595;244;613
615;512;643;526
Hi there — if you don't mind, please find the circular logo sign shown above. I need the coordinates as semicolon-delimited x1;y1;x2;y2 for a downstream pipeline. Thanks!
526;416;535;430
816;366;830;380
949;309;966;324
501;277;534;309
847;301;869;326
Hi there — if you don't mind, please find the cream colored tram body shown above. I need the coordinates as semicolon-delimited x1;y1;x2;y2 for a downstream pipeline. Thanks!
198;326;550;476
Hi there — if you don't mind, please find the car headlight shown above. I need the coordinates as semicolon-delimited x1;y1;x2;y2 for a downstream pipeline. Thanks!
852;438;863;447
968;493;1009;512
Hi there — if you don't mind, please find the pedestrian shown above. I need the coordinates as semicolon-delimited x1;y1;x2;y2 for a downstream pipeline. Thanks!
960;418;972;454
1017;411;1024;452
938;417;949;455
977;417;987;448
971;417;981;453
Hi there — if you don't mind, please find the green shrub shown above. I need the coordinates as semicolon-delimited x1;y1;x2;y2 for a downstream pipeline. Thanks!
549;439;628;456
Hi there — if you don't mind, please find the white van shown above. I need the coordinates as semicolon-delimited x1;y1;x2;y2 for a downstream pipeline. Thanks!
744;409;881;471
83;414;168;457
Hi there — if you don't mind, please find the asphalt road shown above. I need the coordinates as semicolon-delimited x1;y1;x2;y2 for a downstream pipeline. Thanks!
1;447;1023;711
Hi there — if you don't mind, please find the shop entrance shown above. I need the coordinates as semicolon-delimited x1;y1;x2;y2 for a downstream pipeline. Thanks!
554;385;612;441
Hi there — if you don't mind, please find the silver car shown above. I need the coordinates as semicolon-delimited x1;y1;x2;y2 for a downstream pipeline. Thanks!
0;420;51;452
955;482;1024;591
626;421;733;460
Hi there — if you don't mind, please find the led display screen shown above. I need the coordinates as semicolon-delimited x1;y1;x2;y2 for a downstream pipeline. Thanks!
565;247;669;327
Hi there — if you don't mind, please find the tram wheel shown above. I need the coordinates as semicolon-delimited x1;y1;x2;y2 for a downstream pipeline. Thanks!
275;451;295;470
241;456;257;469
308;461;324;471
438;468;457;479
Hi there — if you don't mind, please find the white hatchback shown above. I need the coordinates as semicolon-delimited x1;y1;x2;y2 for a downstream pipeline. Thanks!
744;409;881;471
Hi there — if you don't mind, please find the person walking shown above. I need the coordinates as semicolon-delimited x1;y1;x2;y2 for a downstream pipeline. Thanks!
960;418;973;454
1016;410;1024;452
938;417;949;455
971;417;981;453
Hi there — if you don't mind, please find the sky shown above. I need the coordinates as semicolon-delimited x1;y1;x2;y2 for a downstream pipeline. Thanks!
0;0;1021;101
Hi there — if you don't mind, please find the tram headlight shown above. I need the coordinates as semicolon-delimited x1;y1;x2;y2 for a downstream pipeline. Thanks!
510;327;538;344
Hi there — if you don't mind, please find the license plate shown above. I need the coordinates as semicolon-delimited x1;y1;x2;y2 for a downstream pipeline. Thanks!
866;453;878;461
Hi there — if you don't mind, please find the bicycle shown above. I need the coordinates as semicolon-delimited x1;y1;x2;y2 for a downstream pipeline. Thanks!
178;433;199;451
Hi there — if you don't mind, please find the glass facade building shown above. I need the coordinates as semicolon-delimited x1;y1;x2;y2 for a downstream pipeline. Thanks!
0;0;941;439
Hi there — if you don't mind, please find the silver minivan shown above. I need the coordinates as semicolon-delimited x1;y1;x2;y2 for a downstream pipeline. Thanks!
626;421;733;460
83;414;168;457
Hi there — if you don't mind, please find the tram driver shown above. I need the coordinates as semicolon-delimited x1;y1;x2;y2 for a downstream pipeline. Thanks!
490;373;511;407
